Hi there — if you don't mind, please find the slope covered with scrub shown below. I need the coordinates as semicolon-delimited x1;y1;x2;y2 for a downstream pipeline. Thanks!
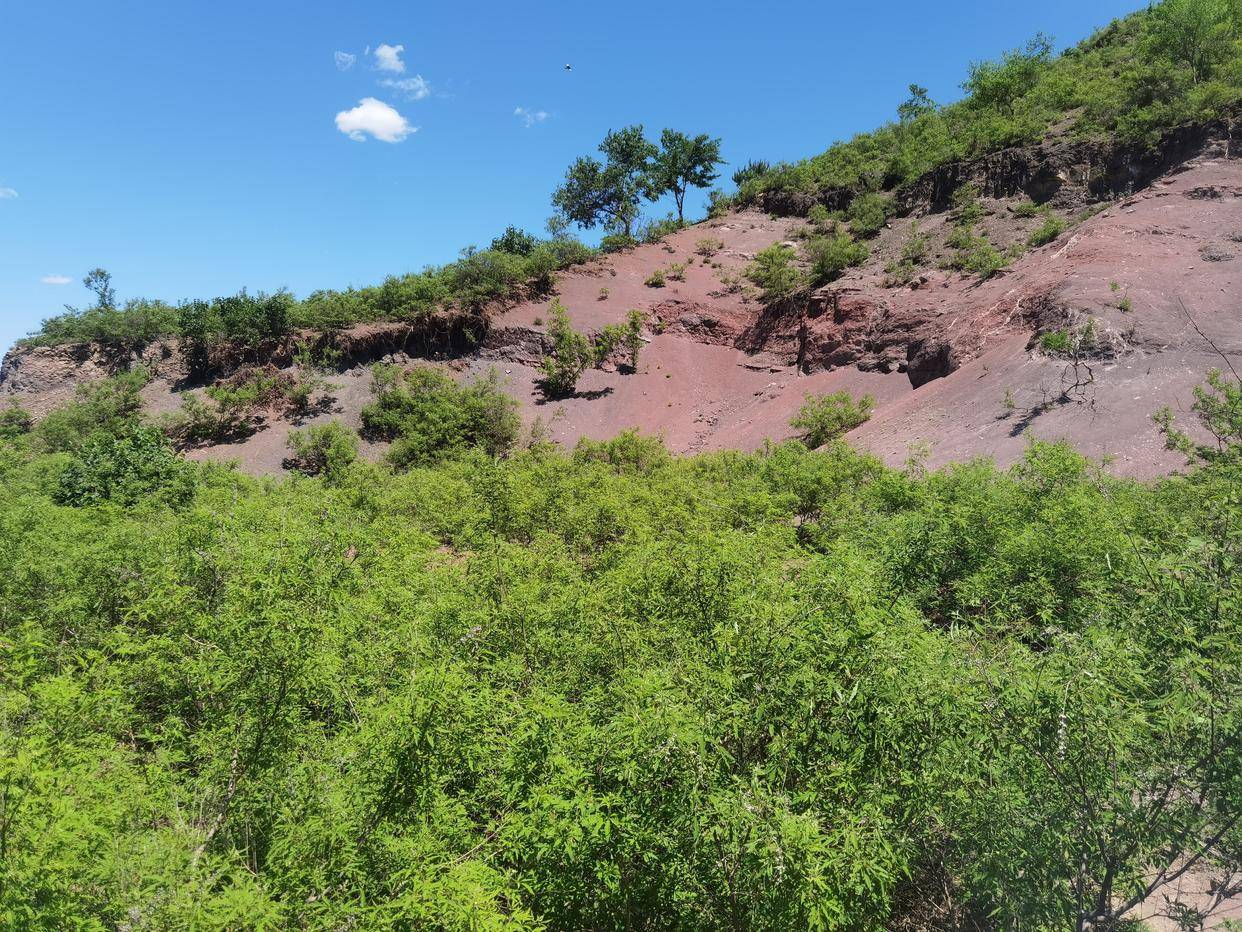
0;6;1241;927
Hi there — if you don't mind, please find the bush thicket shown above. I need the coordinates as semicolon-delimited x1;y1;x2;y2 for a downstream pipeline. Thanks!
0;368;1237;929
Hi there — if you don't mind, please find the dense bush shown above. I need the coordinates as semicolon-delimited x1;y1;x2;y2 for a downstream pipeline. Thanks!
54;424;195;506
286;421;359;480
746;242;804;299
0;374;1237;928
791;390;875;446
361;364;520;467
804;233;869;285
33;368;151;453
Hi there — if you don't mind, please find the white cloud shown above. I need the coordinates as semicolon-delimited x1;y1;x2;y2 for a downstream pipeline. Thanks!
335;97;416;143
40;274;72;285
0;187;17;199
334;51;356;71
379;75;431;100
514;107;550;128
373;43;405;73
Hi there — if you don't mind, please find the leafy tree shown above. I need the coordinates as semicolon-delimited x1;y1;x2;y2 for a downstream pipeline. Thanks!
647;129;723;224
791;390;875;446
552;125;657;238
1145;0;1239;83
963;33;1055;114
83;267;116;310
897;83;937;124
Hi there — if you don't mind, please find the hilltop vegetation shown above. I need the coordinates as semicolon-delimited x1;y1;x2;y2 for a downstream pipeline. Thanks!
0;366;1239;929
730;0;1242;206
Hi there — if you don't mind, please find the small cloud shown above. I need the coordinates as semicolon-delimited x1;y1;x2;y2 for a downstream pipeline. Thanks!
374;43;405;73
0;187;17;199
514;107;550;128
334;51;356;71
379;76;431;100
40;274;72;285
335;97;416;143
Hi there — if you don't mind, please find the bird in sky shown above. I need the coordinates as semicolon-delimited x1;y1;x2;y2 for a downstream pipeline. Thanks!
564;63;572;71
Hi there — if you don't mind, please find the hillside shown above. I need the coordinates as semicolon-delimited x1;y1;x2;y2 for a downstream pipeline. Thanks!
2;4;1242;928
3;113;1238;476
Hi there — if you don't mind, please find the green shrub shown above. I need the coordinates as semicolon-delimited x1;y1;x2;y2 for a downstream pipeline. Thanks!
0;404;33;441
695;238;724;257
644;268;667;288
900;222;930;264
538;300;598;397
637;214;683;244
573;429;670;472
362;365;519;467
847;192;890;237
964;241;1008;278
791;390;875;446
1027;214;1067;246
286;421;359;480
34;368;151;453
804;233;869;285
54;424;194;506
746;243;803;299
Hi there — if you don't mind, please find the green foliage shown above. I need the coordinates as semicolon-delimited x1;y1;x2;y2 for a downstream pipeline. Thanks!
0;382;1238;929
1154;368;1242;464
636;213;683;244
1027;214;1067;246
361;364;520;467
538;300;599;397
963;240;1008;278
746;242;804;299
490;225;540;256
846;191;890;237
732;159;771;188
573;429;670;472
695;237;724;257
27;243;596;350
0;404;33;441
54;424;195;506
790;390;875;446
286;421;359;481
735;3;1242;206
647;128;723;223
34;368;152;453
804;232;869;285
552;125;657;238
644;268;666;288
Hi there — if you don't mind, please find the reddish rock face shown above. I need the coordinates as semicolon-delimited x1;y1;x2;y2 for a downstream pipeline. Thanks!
3;124;1239;478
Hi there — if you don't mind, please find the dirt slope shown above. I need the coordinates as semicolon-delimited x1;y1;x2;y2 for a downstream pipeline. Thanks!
2;127;1239;477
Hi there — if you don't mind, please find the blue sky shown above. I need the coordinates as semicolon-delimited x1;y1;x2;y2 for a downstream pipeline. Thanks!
0;0;1141;357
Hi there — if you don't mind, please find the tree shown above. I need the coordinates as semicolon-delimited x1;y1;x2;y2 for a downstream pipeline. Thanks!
897;84;936;124
647;129;723;224
552;125;657;239
83;268;116;310
1145;0;1238;84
